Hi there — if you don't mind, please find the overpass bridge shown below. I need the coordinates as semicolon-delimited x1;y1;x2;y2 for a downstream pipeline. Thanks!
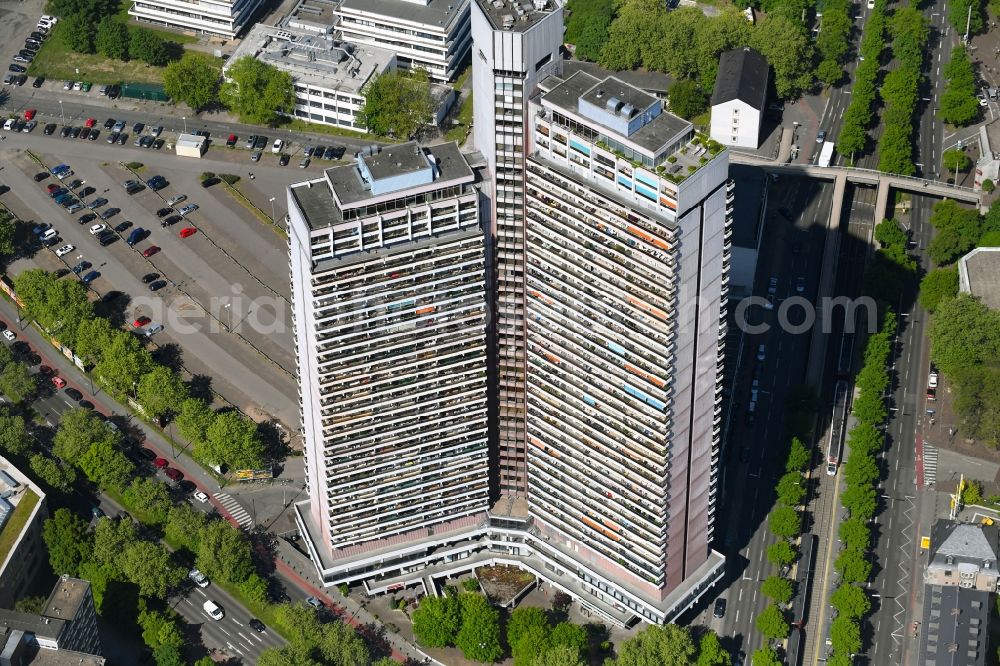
728;152;981;390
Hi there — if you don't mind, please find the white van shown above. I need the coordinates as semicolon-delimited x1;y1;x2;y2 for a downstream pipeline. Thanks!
203;599;224;620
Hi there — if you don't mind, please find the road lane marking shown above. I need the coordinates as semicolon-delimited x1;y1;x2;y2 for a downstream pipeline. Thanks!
220;628;232;637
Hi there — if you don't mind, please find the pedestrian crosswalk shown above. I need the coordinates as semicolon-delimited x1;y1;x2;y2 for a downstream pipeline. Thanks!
215;492;253;528
923;445;938;486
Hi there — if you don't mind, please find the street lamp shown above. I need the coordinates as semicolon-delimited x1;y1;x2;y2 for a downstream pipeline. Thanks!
182;116;187;133
268;196;276;223
223;303;232;332
58;99;64;126
79;180;87;205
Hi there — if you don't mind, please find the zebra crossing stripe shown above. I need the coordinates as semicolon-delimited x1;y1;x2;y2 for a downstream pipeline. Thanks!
216;493;253;526
923;446;938;484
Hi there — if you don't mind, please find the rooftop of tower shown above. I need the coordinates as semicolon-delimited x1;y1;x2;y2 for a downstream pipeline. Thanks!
290;141;475;230
475;0;558;32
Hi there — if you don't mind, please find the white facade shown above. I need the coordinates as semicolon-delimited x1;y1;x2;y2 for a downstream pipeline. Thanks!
471;0;563;495
289;142;492;570
0;457;48;610
710;98;762;150
174;134;206;158
335;0;473;83
128;0;264;39
225;25;395;132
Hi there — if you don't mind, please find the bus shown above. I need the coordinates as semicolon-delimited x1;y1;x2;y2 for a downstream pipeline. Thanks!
818;141;835;167
826;381;849;475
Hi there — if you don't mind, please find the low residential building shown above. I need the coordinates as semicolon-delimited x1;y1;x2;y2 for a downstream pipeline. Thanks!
925;520;1000;591
334;0;472;83
127;0;264;40
0;457;48;610
0;576;103;663
958;247;1000;311
917;584;990;666
709;47;770;150
225;25;396;133
174;134;207;158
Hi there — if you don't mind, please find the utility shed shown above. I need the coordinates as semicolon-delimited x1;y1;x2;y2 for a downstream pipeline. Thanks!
175;134;207;158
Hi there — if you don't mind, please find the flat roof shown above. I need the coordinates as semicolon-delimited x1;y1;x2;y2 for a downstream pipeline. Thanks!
339;0;469;32
0;612;65;643
42;578;91;623
474;0;558;32
363;142;432;181
919;585;989;666
285;0;337;28
560;60;673;94
291;142;474;230
541;71;691;155
22;649;106;665
228;24;393;97
579;77;657;117
959;247;1000;311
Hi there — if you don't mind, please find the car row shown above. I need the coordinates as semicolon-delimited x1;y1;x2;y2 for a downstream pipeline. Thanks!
8;15;53;75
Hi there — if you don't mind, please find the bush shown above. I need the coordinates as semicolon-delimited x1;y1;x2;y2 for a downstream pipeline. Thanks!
125;162;144;170
983;179;995;193
219;173;241;185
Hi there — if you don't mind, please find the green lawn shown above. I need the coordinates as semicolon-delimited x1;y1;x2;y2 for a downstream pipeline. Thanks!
278;117;394;143
28;23;170;85
444;92;473;142
115;5;198;44
0;490;40;565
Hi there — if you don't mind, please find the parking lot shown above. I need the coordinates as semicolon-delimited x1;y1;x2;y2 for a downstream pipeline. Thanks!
0;129;315;430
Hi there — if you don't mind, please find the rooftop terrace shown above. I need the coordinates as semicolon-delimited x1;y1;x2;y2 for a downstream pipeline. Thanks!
475;0;558;32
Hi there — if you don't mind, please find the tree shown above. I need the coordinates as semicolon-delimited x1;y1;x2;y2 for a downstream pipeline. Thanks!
835;547;873;583
129;28;169;66
196;520;255;584
0;362;35;403
136;366;189;421
315;618;370;666
694;8;753;91
94;330;153;397
54;409;118;466
152;645;184;666
750;15;814;99
507;606;550;651
786;437;810;473
176;398;215;445
14;269;94;349
962;478;984;505
843;452;879;486
751;647;782;666
357;71;436;139
838;517;872;551
0;216;15;260
202;410;265;470
940;47;980;126
121;541;185;598
929;294;1000;377
219;56;295;125
767;540;798;567
840;483;877;521
240;573;270;606
768;506;800;539
42;509;93;576
575;17;610;62
549;622;587;653
775;472;805;507
95;17;129;61
983;179;995;193
163;503;207;552
920;268;959;313
61;12;95;53
163;52;220;111
599;0;668;71
74;317;116;367
830;615;862;654
30;453;76;492
77;560;110;613
613;624;697;666
648;8;707;78
122;478;173;524
14;595;46;614
91;514;138;577
948;0;985;36
512;621;551;666
258;645;322;666
667;80;708;120
831;583;871;619
761;575;794;604
0;410;28;456
454;594;503;663
755;604;790;640
892;7;930;71
78;439;134;491
696;631;731;666
944;148;973;173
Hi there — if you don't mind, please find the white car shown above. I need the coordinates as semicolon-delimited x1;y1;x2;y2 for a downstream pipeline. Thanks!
192;490;209;503
272;139;284;154
166;194;187;206
203;599;223;620
2;330;14;342
189;569;210;588
72;82;82;91
2;119;14;131
866;0;874;7
40;229;58;241
928;370;939;389
54;244;74;257
88;224;107;235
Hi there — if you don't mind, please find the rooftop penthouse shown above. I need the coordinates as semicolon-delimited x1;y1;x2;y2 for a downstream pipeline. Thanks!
475;0;557;31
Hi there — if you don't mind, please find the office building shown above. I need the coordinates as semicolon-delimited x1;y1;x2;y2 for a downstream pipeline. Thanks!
0;576;103;664
0;457;48;610
522;70;729;617
289;141;492;580
470;0;563;496
226;25;396;133
334;0;472;83
128;0;264;40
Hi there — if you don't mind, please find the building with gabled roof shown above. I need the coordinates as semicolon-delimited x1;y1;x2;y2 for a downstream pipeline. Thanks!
709;47;770;150
925;519;1000;592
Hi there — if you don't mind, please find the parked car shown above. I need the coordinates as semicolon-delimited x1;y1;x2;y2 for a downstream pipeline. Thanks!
134;316;151;328
51;376;66;389
250;151;261;162
272;138;284;154
148;280;167;292
99;207;120;221
81;270;100;284
189;569;209;588
178;204;199;217
127;228;145;246
113;221;132;232
152;456;168;468
279;153;290;166
141;246;160;258
179;227;197;238
141;273;159;284
43;123;56;135
203;600;223;620
164;468;183;482
226;133;237;147
192;491;209;503
156;207;173;218
166;194;187;206
54;244;74;257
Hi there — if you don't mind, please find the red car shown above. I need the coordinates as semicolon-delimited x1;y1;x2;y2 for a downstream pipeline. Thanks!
24;109;36;121
164;468;183;482
84;117;96;128
51;376;66;388
133;316;151;328
179;227;197;238
46;183;60;193
153;457;169;469
142;246;160;258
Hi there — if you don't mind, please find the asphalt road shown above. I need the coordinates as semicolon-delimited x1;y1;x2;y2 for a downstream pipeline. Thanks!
0;132;303;429
705;175;835;656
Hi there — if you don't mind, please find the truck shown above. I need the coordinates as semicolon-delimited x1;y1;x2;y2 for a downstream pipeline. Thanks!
818;141;835;167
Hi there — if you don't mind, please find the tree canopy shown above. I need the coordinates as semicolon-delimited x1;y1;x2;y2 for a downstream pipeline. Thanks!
358;71;436;139
163;53;220;111
42;508;93;576
220;56;295;126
